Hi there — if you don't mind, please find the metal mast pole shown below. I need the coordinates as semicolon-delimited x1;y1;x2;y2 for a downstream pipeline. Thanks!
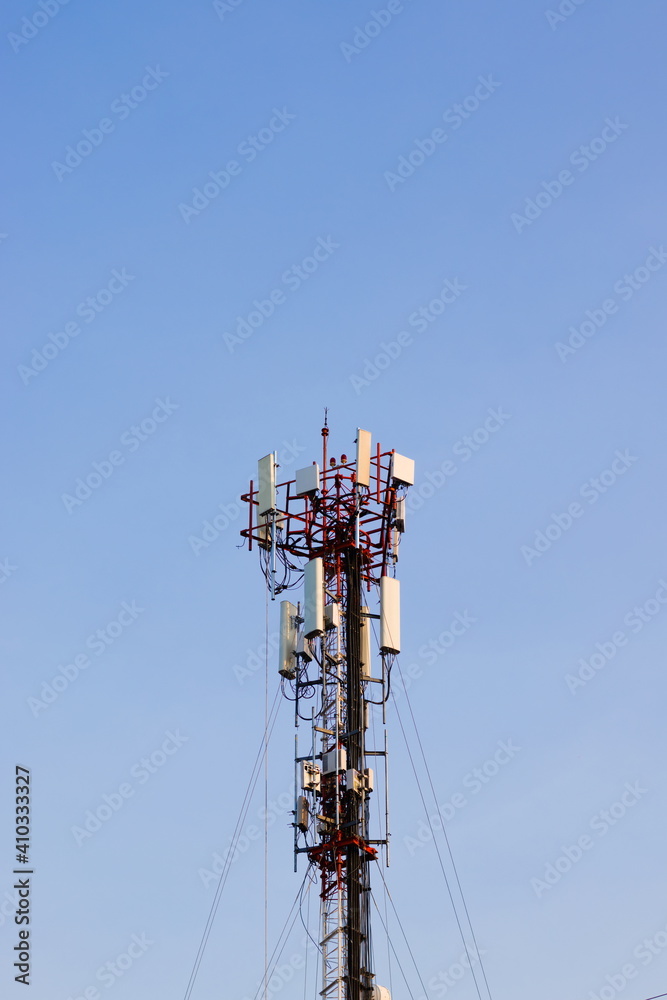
344;545;366;1000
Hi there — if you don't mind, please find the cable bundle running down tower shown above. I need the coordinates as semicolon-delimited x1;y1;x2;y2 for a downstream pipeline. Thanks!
241;423;414;1000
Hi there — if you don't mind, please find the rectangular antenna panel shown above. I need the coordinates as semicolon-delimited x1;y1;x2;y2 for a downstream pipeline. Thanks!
278;601;297;678
345;768;374;794
391;453;414;487
323;748;347;774
346;769;362;793
296;796;309;832
395;497;406;532
300;761;321;792
360;605;372;679
380;576;401;653
303;558;324;638
295;463;320;496
296;632;313;662
356;428;372;487
324;602;340;631
257;453;276;515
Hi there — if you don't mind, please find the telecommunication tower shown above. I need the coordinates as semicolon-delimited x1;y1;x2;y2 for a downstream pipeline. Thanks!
241;422;414;1000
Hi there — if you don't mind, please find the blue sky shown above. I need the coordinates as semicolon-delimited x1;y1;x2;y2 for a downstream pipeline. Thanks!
2;1;667;999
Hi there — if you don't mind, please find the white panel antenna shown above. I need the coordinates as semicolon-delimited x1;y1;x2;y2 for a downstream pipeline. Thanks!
278;601;298;678
258;453;276;515
391;453;414;487
324;603;341;631
356;429;372;487
303;558;324;638
295;463;320;496
323;747;347;774
380;576;401;653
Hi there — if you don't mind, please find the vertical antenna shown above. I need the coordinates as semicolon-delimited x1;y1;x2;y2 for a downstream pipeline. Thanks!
322;411;329;489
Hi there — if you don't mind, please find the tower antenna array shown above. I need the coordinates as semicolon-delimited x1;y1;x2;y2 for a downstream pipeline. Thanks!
241;423;414;1000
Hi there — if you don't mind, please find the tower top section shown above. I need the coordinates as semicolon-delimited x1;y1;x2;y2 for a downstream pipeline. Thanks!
240;426;414;595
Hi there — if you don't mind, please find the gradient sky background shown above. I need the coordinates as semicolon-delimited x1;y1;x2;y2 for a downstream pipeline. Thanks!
2;1;667;999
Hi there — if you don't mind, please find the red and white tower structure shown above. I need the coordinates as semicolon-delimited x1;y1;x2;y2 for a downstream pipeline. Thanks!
241;422;414;1000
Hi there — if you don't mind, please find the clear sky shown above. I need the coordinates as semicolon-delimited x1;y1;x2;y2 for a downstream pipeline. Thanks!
2;1;667;999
